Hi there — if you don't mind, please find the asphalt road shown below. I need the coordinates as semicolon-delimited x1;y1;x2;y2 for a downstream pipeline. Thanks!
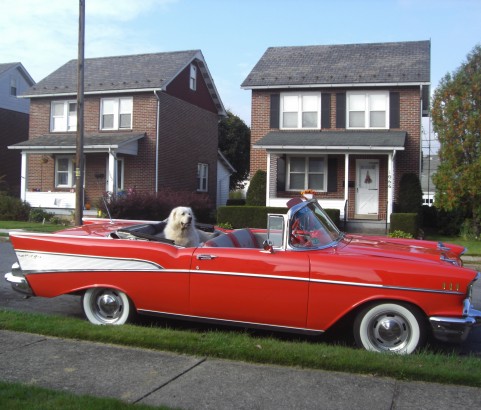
1;241;480;356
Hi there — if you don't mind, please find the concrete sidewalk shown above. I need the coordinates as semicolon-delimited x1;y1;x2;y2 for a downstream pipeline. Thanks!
1;330;480;409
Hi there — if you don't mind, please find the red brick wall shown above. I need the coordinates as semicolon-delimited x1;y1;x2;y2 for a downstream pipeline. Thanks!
26;91;218;206
249;87;422;206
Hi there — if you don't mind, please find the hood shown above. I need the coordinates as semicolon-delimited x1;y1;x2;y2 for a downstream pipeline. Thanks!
340;234;465;266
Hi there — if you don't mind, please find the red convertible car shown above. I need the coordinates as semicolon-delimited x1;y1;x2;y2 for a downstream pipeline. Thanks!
5;198;481;354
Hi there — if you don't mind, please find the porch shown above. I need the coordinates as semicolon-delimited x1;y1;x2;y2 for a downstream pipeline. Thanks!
256;130;407;233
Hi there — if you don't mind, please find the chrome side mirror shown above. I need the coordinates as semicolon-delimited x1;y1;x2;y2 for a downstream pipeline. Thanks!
263;240;274;253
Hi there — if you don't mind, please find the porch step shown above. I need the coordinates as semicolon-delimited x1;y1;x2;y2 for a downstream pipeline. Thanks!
344;219;388;235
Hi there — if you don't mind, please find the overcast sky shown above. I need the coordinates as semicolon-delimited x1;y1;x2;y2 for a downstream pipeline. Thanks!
1;0;480;127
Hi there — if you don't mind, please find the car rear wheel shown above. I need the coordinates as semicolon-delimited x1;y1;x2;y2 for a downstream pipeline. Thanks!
82;288;135;325
353;302;427;354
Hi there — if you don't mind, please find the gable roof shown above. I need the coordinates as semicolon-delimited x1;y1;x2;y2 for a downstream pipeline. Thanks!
241;40;430;89
0;62;35;85
22;50;224;115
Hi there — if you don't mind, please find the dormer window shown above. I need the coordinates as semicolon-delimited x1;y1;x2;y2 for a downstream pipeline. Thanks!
190;64;197;91
280;93;321;129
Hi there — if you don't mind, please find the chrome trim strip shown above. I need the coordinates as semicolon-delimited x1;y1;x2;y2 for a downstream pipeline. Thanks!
191;269;463;295
138;309;324;335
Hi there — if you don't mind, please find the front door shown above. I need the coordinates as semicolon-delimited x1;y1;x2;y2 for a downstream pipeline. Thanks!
355;160;379;217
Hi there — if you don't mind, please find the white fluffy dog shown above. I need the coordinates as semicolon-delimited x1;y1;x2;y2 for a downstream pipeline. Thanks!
163;206;200;247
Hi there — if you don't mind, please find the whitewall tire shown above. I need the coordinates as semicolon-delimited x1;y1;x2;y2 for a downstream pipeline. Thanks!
82;288;135;325
353;302;427;354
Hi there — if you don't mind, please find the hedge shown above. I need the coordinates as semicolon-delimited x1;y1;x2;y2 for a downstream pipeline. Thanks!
389;213;419;237
217;206;341;229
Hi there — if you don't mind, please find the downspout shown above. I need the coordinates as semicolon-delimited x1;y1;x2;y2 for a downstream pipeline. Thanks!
154;90;161;193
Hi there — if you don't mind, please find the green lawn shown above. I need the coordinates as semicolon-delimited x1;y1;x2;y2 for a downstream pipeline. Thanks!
1;309;480;388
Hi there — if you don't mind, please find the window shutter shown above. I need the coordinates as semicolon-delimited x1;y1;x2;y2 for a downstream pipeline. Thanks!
270;94;280;128
421;85;430;117
336;93;346;128
327;157;338;192
389;92;400;128
321;93;331;128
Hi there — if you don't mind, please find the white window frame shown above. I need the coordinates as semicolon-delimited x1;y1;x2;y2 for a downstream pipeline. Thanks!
347;91;389;129
55;156;75;188
280;92;321;130
50;100;77;132
197;163;208;192
286;156;327;192
100;97;133;130
10;76;17;96
190;64;197;91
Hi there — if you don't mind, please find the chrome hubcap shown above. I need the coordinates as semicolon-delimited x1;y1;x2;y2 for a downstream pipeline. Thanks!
369;313;410;351
93;290;123;323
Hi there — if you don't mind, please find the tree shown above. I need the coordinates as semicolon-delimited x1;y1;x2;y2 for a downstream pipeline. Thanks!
246;170;266;206
218;110;250;190
432;44;481;234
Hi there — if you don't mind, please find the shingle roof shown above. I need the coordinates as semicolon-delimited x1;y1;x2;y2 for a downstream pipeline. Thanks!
254;131;406;151
9;133;145;150
242;40;430;89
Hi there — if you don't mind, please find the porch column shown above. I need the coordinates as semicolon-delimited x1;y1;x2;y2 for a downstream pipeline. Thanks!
344;153;349;202
107;151;117;194
20;151;27;201
265;152;271;206
387;151;395;223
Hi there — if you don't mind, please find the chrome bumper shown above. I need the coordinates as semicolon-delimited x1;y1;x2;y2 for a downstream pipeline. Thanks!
4;263;33;296
430;301;481;343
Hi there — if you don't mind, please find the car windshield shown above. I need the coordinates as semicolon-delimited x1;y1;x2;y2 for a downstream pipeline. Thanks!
290;201;343;248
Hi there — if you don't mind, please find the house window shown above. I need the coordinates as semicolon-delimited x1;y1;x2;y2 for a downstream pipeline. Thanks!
190;64;197;91
287;156;326;191
55;156;75;187
347;91;388;129
10;77;17;96
100;97;133;130
281;93;321;129
197;163;208;192
51;101;77;132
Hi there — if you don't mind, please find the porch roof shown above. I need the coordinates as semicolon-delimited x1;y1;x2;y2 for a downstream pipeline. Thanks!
9;133;145;154
253;130;406;151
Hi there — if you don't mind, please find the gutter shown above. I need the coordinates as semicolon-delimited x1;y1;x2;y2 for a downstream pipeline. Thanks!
242;81;431;90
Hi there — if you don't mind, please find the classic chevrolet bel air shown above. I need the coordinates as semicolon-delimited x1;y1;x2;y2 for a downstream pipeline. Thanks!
5;198;481;354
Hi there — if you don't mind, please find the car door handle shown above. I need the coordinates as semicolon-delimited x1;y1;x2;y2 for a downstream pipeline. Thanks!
196;254;217;260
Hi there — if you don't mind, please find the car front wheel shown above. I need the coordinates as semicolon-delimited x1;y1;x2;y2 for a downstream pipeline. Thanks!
82;288;135;325
353;302;427;354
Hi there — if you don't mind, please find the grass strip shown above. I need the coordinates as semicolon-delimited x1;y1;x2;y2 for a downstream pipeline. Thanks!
1;309;480;388
0;381;171;410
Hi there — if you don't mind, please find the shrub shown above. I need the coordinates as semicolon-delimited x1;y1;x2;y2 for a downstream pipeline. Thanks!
396;173;423;213
0;193;31;221
96;188;214;223
246;170;266;206
226;198;246;206
29;208;54;223
436;208;466;236
389;213;419;237
388;230;414;239
217;206;287;228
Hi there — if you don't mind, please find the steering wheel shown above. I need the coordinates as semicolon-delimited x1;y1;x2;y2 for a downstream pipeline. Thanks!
290;218;311;246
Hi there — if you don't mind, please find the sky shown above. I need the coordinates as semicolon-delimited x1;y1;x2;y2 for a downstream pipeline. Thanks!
1;0;480;128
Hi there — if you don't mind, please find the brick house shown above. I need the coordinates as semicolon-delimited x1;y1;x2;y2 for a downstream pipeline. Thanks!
242;40;430;231
0;62;35;196
9;50;225;212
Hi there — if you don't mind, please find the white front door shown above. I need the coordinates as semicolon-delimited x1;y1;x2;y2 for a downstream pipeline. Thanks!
355;160;379;216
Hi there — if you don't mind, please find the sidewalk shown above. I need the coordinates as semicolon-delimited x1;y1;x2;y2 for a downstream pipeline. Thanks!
1;330;480;409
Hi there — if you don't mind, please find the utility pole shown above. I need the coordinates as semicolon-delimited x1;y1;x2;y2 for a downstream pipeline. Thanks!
75;0;85;226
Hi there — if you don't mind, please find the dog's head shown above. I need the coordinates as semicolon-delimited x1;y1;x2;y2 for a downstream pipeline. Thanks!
170;206;195;230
